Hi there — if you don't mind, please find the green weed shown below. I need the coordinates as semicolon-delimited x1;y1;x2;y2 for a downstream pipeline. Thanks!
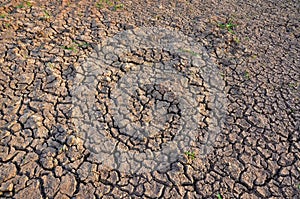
251;55;257;59
184;151;196;160
179;48;199;56
244;71;250;80
16;3;24;9
73;40;90;48
16;1;32;8
105;0;113;6
113;3;124;11
233;37;240;44
96;0;124;10
58;144;68;154
288;82;298;89
0;13;6;18
25;1;32;7
62;45;77;52
96;0;112;9
218;20;236;34
96;2;104;9
61;41;89;53
4;23;11;28
46;62;54;69
78;42;90;48
43;10;51;19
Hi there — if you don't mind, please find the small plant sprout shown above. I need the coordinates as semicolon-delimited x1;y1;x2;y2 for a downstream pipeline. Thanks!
62;45;77;52
96;2;104;9
5;23;11;28
244;71;250;80
58;145;68;154
78;42;90;48
0;13;6;18
16;2;25;9
96;0;115;9
218;20;236;34
251;54;257;59
184;151;196;160
179;48;199;56
46;62;54;69
73;40;90;48
288;82;298;89
43;10;51;19
105;0;113;6
113;3;124;11
233;37;240;44
25;1;32;7
216;193;223;199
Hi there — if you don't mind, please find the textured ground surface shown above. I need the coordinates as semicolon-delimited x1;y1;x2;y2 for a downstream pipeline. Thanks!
0;0;299;198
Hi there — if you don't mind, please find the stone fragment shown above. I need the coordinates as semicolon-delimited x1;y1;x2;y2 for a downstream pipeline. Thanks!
40;157;58;169
144;181;164;198
74;183;95;199
54;192;70;199
14;175;28;192
60;173;77;196
15;180;42;199
0;180;14;192
0;163;17;183
42;173;60;197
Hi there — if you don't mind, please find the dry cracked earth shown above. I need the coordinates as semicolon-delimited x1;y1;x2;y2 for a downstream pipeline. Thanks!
0;0;299;198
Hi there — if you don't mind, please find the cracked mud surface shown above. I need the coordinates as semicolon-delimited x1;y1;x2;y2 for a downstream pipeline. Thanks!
0;0;299;198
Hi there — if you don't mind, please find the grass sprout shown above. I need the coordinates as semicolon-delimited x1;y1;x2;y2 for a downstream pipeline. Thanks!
218;20;236;34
